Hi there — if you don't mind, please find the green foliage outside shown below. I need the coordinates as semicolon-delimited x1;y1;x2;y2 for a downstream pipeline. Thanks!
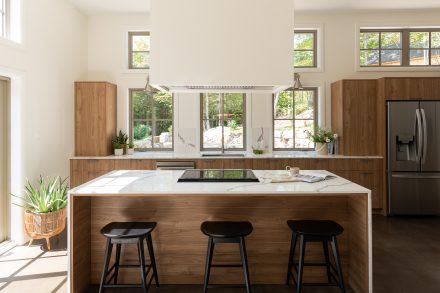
131;34;150;68
132;90;173;149
360;31;440;66
134;124;151;140
294;32;314;67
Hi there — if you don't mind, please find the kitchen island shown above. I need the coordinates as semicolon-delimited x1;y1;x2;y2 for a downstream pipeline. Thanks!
69;170;371;292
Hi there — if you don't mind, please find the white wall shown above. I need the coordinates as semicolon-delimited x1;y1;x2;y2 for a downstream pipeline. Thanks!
0;0;87;243
86;9;440;155
295;10;440;126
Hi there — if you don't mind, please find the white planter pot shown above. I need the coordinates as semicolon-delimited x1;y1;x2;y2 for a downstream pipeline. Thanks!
126;148;134;155
114;148;123;156
315;143;327;155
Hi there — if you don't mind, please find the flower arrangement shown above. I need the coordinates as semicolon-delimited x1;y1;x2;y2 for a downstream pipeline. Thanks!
305;128;338;144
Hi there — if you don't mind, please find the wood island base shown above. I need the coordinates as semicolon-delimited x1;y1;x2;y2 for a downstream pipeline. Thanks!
70;193;370;292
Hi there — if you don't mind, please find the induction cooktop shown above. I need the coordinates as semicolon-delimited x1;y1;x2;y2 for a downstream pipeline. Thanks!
178;169;259;182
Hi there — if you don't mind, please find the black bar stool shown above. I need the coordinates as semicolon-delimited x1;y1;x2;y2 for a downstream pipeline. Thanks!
286;220;346;293
201;221;253;293
98;222;160;293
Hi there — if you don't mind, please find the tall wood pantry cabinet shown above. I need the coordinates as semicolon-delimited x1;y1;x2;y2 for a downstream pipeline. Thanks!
74;82;117;156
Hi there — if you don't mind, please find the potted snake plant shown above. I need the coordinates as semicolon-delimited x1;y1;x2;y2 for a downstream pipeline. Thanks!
12;176;68;250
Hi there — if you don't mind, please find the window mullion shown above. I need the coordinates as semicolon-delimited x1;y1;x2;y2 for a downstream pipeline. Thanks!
402;30;410;66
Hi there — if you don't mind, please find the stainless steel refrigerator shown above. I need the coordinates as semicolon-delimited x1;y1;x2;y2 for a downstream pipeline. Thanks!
388;101;440;215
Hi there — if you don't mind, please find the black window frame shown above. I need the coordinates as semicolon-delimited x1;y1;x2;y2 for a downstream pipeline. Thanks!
360;28;440;67
273;87;318;151
294;30;318;68
128;31;150;69
129;88;174;151
200;93;247;151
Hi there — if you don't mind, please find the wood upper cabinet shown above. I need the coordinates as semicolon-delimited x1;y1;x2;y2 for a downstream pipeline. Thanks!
331;80;378;156
75;82;117;156
379;77;440;101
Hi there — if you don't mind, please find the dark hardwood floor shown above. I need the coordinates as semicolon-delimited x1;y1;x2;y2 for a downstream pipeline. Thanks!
87;215;440;292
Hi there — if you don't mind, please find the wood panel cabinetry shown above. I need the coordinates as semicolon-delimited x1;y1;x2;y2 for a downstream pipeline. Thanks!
196;159;224;169
331;80;378;156
70;157;384;211
75;82;117;156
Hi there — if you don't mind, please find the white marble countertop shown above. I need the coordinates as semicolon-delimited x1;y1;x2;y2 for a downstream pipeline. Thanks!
69;170;370;195
70;152;383;160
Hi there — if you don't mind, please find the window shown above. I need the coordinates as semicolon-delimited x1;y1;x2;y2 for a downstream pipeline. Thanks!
294;30;317;68
273;88;317;150
360;29;440;67
129;89;173;150
0;0;8;38
128;32;150;69
409;31;440;66
201;93;246;151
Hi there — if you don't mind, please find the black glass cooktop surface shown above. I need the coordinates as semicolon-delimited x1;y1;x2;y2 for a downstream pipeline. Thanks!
178;169;259;182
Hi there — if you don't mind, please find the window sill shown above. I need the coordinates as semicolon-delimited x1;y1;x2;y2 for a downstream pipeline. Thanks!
356;66;440;72
295;67;324;73
120;69;149;75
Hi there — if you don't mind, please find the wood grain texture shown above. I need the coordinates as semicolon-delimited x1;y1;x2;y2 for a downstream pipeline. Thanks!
70;196;91;293
74;82;117;156
69;193;370;293
331;79;378;156
69;157;384;210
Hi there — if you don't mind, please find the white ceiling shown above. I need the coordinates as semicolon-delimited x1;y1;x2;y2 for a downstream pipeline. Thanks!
68;0;440;15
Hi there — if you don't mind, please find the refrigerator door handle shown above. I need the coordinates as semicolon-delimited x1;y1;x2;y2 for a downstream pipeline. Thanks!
420;108;428;164
415;109;423;161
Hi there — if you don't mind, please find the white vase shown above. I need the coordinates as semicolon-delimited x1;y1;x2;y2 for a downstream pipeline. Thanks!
114;148;123;156
315;143;327;155
126;148;134;155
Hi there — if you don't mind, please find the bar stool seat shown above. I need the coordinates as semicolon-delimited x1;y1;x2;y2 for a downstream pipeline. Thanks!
287;220;343;237
201;221;253;293
98;221;159;293
286;220;346;293
201;221;253;238
101;222;156;239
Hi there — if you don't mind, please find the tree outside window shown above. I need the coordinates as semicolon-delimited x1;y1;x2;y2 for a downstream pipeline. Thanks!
360;28;440;67
130;89;173;150
294;30;317;68
201;93;245;150
273;88;317;150
128;32;150;69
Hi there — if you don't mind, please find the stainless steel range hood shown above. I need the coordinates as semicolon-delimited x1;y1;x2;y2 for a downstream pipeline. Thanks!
150;0;294;93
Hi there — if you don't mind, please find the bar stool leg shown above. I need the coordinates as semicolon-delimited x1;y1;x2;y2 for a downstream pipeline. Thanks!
322;240;332;283
146;234;160;287
296;235;306;293
203;236;215;293
99;238;113;293
239;236;251;293
138;237;148;293
331;236;346;293
286;232;298;285
114;244;121;284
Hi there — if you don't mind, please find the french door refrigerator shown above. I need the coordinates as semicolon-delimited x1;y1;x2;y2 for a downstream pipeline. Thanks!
388;101;440;215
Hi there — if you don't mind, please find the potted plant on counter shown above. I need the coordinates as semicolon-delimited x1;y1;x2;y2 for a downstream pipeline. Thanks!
305;128;337;155
114;130;128;154
127;140;135;155
113;140;123;156
12;176;68;250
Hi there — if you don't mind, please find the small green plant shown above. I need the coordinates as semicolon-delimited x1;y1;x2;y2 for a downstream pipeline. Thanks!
112;139;121;149
128;140;134;148
12;176;69;213
114;130;128;145
305;127;337;144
